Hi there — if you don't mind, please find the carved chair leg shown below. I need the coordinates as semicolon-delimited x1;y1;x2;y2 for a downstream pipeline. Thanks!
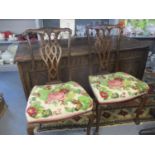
95;104;102;135
135;95;147;125
87;113;95;135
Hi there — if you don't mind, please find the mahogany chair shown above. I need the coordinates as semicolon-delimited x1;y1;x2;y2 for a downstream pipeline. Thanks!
87;25;149;134
24;28;94;135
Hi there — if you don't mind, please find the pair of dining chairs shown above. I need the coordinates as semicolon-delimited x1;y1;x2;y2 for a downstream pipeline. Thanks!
24;25;149;135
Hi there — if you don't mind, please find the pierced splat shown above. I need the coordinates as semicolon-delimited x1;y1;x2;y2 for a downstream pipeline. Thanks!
40;43;62;81
24;28;72;82
87;25;124;73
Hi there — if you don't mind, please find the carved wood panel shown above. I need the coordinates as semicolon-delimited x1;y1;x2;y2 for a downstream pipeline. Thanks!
23;28;72;82
86;25;124;73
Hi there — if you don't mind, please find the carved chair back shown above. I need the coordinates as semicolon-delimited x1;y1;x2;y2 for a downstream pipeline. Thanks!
87;25;124;74
24;28;72;83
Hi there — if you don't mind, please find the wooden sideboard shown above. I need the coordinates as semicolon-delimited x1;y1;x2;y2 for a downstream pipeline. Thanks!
15;37;151;99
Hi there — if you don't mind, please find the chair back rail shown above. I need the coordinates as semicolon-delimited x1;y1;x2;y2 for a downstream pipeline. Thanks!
86;25;124;73
24;27;72;84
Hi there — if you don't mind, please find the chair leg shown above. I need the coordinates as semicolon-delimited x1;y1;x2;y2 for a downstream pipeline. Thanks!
95;104;102;135
27;124;35;135
135;95;147;125
87;113;95;135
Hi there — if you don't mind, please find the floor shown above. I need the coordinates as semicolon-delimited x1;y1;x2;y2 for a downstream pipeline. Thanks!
0;71;155;135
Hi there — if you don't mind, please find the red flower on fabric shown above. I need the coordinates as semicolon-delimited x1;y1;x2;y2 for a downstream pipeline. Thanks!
27;107;37;117
100;91;108;99
47;91;65;103
108;78;123;88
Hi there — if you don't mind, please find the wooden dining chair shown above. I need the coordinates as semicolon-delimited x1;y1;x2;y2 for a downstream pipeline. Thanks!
24;28;94;135
87;25;149;134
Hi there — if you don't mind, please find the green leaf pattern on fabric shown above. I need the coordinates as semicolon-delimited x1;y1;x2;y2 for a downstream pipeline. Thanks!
89;72;149;103
26;81;93;122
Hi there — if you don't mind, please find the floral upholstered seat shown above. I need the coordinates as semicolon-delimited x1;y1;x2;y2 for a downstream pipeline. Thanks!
26;81;93;123
89;72;149;104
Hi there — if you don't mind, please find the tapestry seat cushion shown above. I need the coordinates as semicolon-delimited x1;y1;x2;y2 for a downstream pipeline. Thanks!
89;72;149;104
26;81;93;123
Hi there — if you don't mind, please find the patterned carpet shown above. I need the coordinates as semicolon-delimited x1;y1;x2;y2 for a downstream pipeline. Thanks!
100;86;155;126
